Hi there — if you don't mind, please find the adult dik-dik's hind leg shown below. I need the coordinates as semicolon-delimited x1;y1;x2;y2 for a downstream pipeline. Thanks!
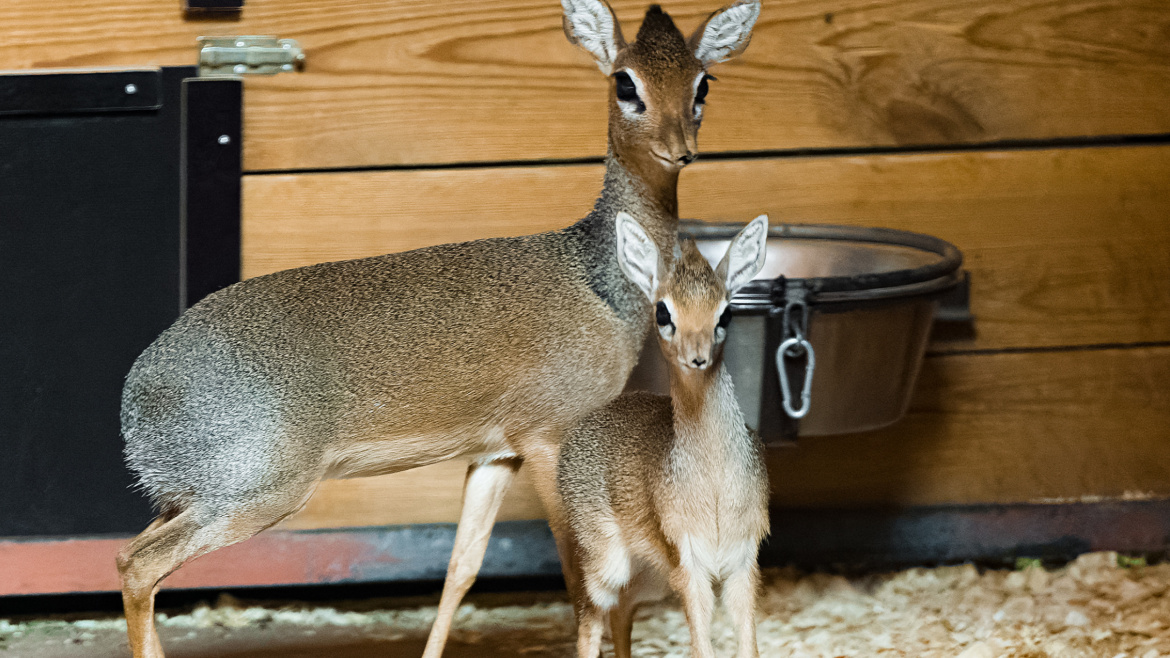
422;456;522;658
117;487;316;657
116;514;174;658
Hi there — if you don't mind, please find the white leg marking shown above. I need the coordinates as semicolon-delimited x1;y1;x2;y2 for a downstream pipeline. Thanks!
586;523;631;610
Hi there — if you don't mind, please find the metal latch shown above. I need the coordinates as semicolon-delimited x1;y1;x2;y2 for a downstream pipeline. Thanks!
198;36;305;76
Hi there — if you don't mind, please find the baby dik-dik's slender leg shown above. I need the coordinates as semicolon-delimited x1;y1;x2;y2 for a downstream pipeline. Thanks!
575;602;607;658
670;562;717;658
422;456;522;658
723;562;762;658
573;531;633;658
609;580;640;658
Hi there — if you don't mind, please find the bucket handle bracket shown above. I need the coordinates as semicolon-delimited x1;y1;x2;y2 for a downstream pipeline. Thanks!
777;285;815;420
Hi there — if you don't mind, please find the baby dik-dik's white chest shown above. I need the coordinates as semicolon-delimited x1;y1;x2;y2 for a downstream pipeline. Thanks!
659;439;768;580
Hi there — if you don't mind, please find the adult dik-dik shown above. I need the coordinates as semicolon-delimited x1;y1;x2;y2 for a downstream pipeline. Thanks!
559;213;770;658
116;1;760;656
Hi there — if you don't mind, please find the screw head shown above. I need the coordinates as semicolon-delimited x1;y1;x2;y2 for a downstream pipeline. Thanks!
217;134;231;145
235;40;246;48
233;64;247;74
124;83;138;95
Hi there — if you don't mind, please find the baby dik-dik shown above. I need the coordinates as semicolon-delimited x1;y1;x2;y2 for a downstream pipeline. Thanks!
558;212;771;658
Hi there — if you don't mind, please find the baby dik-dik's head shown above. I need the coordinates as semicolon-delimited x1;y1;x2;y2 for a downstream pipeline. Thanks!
561;0;761;169
615;212;768;372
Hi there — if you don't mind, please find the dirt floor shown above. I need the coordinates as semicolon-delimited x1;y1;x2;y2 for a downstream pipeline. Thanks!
2;551;1167;657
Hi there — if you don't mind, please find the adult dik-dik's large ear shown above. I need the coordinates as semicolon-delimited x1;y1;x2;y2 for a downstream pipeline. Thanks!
716;214;769;296
688;0;762;66
562;0;626;75
615;211;660;301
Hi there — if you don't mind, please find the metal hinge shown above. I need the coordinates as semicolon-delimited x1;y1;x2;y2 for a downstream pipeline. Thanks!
198;36;304;77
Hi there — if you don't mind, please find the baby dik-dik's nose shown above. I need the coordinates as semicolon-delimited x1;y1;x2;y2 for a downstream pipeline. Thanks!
690;356;708;368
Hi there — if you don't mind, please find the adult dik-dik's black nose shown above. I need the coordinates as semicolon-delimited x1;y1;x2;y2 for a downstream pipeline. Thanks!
679;152;696;165
691;357;706;367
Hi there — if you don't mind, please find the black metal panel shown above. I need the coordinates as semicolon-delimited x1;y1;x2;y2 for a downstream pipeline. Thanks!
0;70;162;116
183;78;242;307
0;66;239;537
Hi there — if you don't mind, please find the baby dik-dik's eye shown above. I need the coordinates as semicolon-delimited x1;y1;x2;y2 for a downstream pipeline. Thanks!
717;306;732;329
613;71;646;114
656;301;673;327
656;300;676;338
714;305;732;340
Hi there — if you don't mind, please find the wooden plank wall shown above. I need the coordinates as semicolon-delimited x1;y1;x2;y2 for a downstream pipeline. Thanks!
4;0;1167;531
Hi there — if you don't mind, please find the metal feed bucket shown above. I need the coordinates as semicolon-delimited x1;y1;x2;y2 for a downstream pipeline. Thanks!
625;221;965;445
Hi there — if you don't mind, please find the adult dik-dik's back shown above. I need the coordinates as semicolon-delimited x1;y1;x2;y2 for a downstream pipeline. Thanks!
116;2;760;656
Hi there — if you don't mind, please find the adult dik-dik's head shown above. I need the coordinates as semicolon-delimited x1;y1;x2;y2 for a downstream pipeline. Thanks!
562;0;761;171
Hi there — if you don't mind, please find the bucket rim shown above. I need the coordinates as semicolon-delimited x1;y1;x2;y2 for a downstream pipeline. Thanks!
680;220;964;305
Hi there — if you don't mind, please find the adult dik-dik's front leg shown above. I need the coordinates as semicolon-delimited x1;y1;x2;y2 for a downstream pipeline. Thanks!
422;455;523;658
423;429;584;657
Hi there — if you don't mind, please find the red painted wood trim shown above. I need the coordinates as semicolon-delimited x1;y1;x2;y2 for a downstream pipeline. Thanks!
0;522;560;597
0;532;380;596
3;502;1167;597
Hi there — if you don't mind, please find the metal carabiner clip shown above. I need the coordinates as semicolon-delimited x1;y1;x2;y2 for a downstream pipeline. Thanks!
777;336;815;419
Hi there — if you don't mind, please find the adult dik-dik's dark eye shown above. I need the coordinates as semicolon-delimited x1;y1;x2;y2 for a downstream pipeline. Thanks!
695;74;712;105
614;71;645;113
656;301;673;327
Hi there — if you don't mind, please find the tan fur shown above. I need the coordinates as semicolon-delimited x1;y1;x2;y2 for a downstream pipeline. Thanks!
558;236;770;658
115;3;759;657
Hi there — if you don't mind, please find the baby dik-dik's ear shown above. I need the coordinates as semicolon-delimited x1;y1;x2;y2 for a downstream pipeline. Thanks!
688;0;761;66
615;211;660;301
716;214;769;296
562;0;626;75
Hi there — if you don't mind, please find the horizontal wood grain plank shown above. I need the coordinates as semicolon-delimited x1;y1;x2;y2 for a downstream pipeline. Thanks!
243;144;1170;352
2;0;1168;169
279;345;1170;529
281;459;548;530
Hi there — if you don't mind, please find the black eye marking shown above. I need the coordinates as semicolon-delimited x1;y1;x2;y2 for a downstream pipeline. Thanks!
613;71;646;113
717;306;732;330
695;74;712;105
656;301;674;327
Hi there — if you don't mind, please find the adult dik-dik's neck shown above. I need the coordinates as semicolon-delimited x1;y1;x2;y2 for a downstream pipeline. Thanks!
573;152;681;261
598;150;680;250
567;152;681;324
